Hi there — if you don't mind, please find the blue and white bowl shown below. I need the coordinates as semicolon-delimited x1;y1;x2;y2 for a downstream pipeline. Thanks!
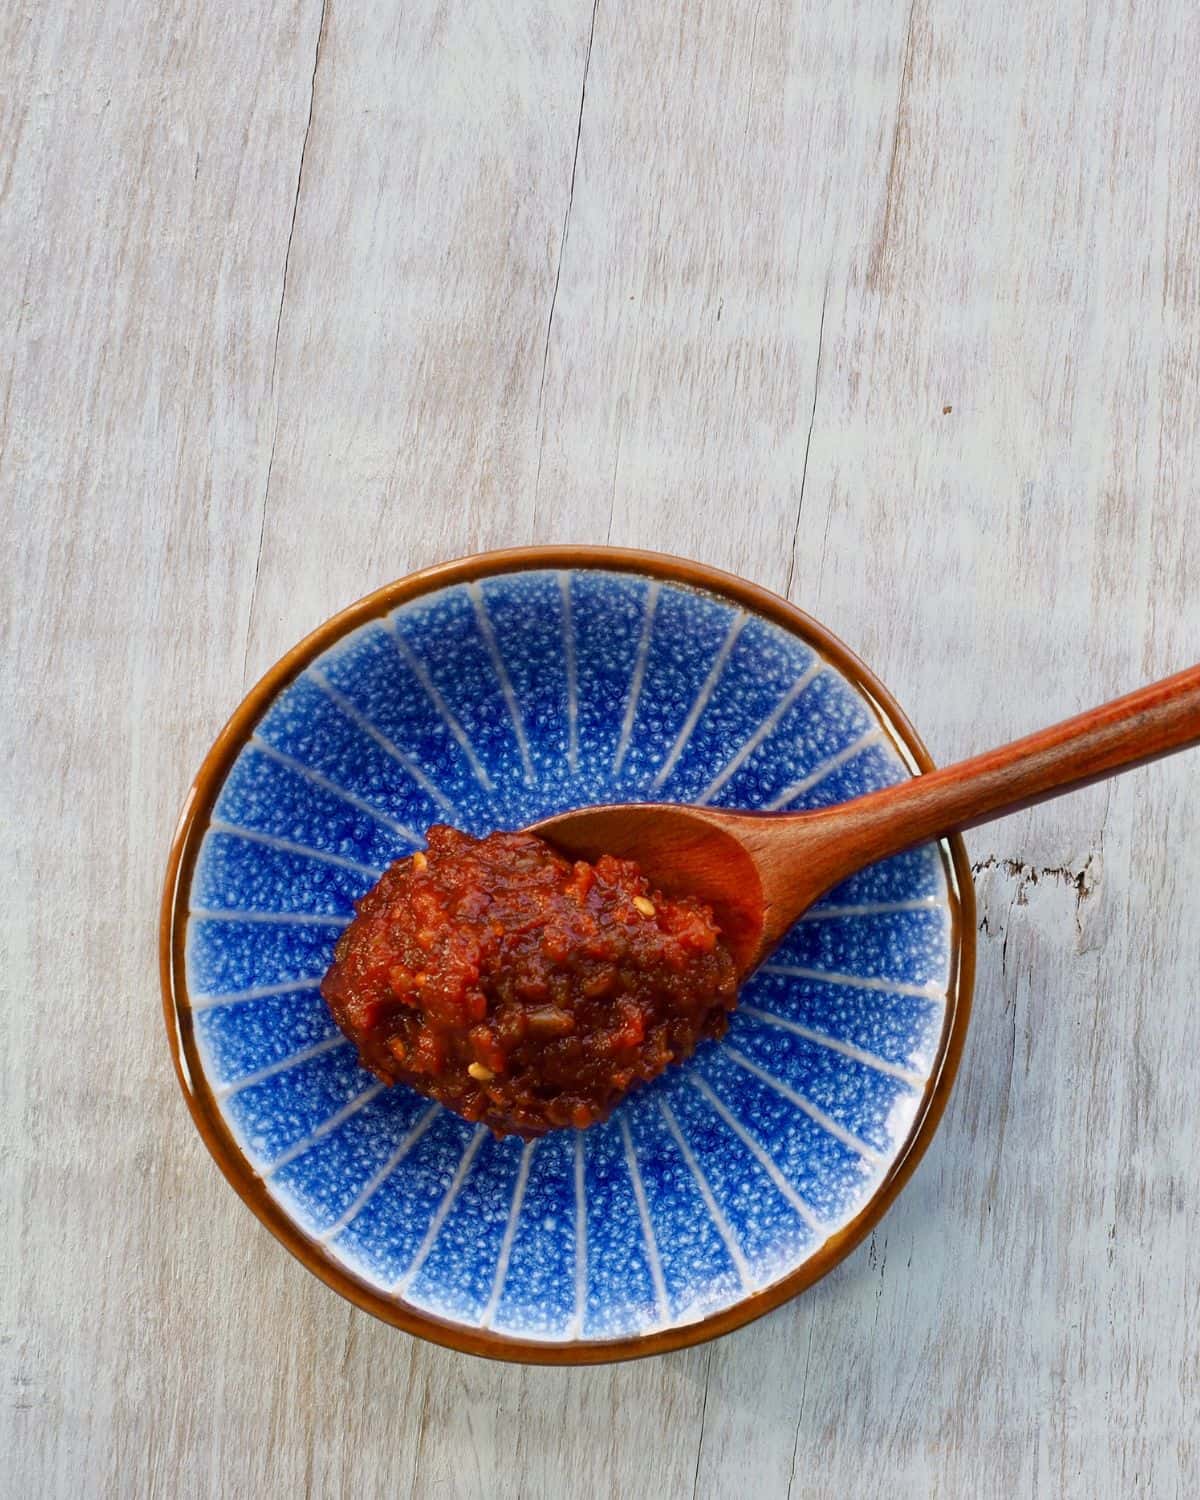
163;550;973;1361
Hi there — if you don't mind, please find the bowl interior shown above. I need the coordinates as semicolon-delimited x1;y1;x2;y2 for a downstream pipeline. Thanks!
179;565;957;1350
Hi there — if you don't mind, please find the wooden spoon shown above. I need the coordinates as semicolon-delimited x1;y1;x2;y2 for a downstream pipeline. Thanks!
531;664;1200;976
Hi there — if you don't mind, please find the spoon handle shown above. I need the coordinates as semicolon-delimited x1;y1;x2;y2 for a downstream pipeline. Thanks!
792;662;1200;891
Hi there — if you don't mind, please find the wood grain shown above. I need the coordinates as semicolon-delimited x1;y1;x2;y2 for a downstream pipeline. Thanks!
4;0;1199;1494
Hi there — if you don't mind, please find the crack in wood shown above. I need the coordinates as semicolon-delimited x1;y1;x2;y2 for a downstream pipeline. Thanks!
689;1345;713;1500
974;851;1102;966
533;0;601;514
784;271;830;600
972;853;1099;904
243;0;329;689
785;1317;816;1500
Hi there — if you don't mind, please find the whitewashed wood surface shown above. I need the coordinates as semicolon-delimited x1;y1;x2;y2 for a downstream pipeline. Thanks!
4;0;1199;1494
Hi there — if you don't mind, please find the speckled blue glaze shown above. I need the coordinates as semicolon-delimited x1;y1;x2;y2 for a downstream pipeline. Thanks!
185;569;952;1343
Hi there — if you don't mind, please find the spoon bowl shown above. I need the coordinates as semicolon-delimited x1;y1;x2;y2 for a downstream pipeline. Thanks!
531;802;769;971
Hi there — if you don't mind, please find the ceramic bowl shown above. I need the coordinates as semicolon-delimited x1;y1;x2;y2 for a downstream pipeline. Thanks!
161;547;973;1362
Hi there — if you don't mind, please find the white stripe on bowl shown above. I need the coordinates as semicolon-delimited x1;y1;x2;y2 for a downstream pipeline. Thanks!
723;1046;884;1166
190;908;350;927
758;964;945;1000
571;1132;588;1338
315;1102;442;1243
215;1034;349;1098
480;1139;537;1329
469;582;535;786
612;581;660;775
738;1005;926;1087
619;1114;670;1324
308;667;459;818
688;1074;823;1233
763;727;883;810
799;896;940;921
389;620;494;792
559;572;579;774
649;612;747;791
191;977;325;1011
394;1125;488;1296
250;737;422;843
660;1099;753;1290
207;820;384;876
694;658;825;805
263;1081;386;1174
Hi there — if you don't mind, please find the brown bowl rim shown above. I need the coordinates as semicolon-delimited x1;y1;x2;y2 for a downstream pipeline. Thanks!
160;544;976;1365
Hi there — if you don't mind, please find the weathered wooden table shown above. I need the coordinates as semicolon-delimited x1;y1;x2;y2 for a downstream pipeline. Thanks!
6;1;1199;1494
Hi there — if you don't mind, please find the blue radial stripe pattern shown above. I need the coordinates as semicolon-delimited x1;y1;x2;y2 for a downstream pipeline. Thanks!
184;569;954;1342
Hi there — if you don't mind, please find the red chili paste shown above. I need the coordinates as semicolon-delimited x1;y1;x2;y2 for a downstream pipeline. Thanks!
321;825;737;1137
